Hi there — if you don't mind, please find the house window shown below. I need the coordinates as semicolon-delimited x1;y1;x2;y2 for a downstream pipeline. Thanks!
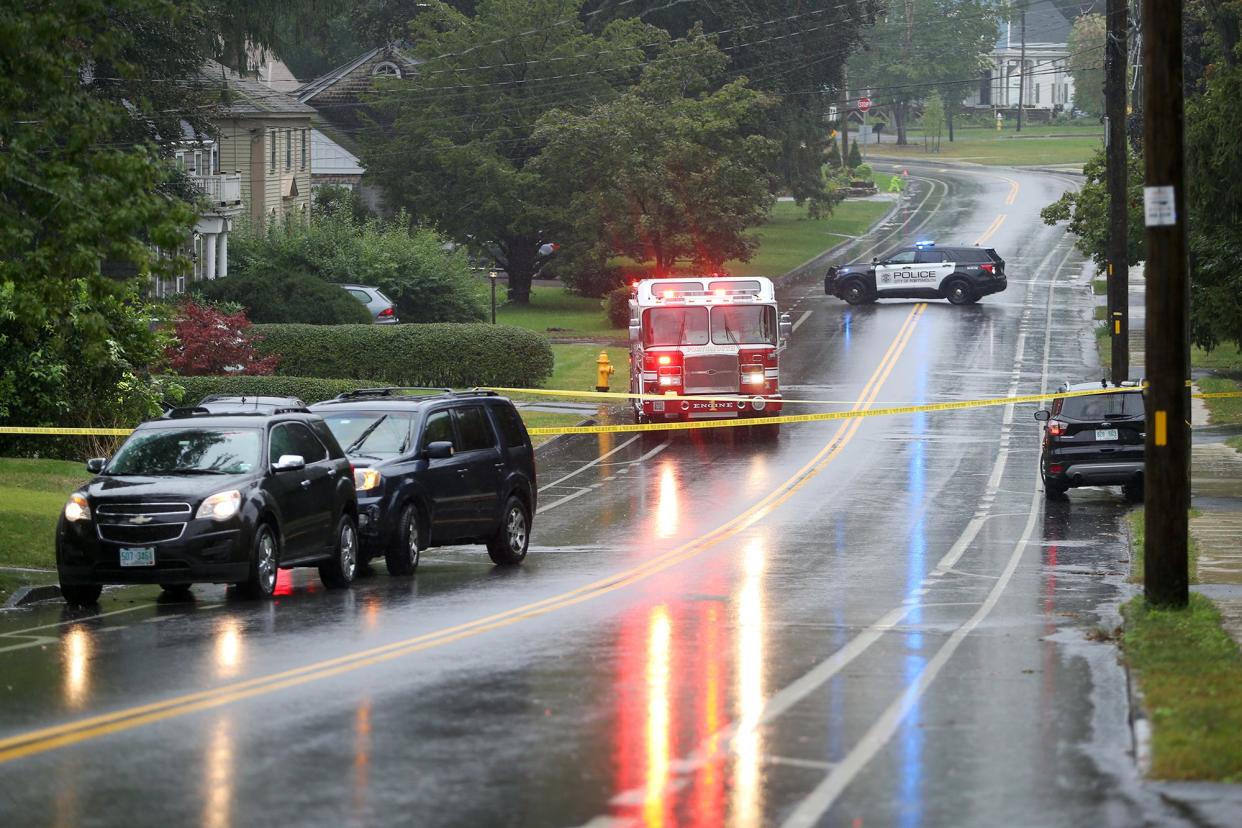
372;61;401;78
979;70;991;106
300;129;307;169
1035;83;1040;104
285;129;292;169
269;130;276;172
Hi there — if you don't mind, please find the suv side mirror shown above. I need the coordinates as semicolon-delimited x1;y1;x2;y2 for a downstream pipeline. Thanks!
86;457;107;474
778;312;793;341
1033;410;1050;422
425;441;454;460
272;454;306;472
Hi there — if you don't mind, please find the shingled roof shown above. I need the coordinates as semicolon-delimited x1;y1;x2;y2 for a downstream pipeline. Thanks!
202;59;315;117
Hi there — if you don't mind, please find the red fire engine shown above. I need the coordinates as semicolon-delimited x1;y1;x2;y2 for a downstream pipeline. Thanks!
627;276;793;429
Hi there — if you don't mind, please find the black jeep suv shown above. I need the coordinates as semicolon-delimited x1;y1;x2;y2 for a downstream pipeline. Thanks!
825;242;1007;305
1035;381;1146;500
310;388;537;573
57;407;358;605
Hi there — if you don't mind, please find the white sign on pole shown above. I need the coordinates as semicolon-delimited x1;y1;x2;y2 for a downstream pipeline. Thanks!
1143;186;1177;227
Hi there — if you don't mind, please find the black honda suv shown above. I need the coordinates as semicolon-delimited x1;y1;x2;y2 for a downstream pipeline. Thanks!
1035;381;1146;500
56;407;358;605
825;242;1007;305
310;388;537;573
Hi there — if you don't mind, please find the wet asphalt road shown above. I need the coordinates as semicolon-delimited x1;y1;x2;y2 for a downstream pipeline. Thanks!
0;164;1189;827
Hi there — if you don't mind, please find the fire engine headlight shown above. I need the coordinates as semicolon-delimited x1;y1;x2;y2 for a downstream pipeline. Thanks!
659;375;678;387
64;494;91;523
743;371;765;386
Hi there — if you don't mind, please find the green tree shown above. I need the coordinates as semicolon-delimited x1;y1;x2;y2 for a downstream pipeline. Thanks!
0;0;195;435
1039;146;1145;269
533;31;778;274
850;0;999;145
364;0;657;303
581;1;880;206
921;91;945;151
848;139;864;169
1067;14;1106;117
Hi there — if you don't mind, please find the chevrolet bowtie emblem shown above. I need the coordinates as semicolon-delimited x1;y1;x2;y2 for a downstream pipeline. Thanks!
129;515;153;525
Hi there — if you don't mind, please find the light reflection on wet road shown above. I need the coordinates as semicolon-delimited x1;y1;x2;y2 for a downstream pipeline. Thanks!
0;163;1189;827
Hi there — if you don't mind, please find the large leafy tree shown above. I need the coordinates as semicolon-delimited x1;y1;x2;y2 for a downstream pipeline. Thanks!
534;31;778;274
365;0;657;303
1042;4;1242;352
849;0;1000;145
0;0;198;433
583;1;881;208
1067;13;1106;118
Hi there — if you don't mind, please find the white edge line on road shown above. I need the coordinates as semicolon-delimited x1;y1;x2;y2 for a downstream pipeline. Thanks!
538;442;669;514
791;310;812;332
779;204;1071;826
538;435;641;492
587;205;1078;823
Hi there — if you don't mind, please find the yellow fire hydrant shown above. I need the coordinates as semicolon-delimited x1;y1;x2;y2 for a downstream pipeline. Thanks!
595;351;614;392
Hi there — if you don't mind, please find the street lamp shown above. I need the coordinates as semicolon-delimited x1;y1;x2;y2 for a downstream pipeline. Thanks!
489;270;498;324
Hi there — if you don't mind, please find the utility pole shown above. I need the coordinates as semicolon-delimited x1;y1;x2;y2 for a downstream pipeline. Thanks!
840;70;849;168
1016;7;1027;132
1142;0;1189;608
1105;0;1129;382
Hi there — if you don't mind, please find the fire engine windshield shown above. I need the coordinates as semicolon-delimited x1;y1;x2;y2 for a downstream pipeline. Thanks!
711;305;777;345
644;307;709;346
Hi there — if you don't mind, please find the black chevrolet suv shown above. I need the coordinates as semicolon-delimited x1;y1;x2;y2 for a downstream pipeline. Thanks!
57;407;358;605
310;388;537;573
825;242;1007;305
1035;381;1146;500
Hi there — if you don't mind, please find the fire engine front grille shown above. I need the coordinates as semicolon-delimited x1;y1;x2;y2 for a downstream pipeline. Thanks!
684;354;740;394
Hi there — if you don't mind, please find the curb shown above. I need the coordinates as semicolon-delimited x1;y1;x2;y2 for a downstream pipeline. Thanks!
3;583;62;609
1120;514;1154;778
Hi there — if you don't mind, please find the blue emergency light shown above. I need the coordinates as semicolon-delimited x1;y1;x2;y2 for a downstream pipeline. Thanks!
914;240;936;249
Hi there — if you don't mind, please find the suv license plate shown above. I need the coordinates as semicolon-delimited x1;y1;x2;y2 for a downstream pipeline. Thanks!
1095;429;1119;441
119;547;155;567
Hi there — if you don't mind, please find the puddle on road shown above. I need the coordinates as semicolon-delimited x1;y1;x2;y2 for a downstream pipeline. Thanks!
1192;444;1242;585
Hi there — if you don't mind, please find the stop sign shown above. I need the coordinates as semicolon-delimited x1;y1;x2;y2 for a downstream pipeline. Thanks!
858;96;872;113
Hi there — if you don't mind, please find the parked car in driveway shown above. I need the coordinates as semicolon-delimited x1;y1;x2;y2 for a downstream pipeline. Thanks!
56;407;359;605
1035;381;1146;500
340;283;397;324
310;388;537;574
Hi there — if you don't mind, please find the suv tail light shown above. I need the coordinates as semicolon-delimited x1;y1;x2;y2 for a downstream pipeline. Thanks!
1046;420;1067;437
980;263;995;274
378;307;395;319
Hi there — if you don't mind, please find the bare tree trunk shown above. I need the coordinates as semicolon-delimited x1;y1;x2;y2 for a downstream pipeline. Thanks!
503;238;538;304
895;101;908;145
947;108;955;142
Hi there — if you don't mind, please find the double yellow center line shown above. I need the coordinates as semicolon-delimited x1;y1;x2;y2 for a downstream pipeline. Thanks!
0;306;927;765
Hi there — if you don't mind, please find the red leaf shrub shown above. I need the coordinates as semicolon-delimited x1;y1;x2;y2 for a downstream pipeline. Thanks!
165;300;280;376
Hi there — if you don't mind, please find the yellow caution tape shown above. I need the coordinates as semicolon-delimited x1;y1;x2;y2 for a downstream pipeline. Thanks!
4;389;1240;438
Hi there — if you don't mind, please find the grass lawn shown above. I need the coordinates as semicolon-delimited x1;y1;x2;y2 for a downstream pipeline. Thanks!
1193;342;1242;374
0;458;85;603
870;123;1103;166
1227;435;1242;455
1092;278;1108;295
496;289;620;339
721;198;894;277
1198;376;1242;426
517;410;587;446
1122;593;1242;781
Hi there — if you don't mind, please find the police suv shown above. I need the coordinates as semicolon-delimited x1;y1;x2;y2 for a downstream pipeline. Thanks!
824;242;1007;305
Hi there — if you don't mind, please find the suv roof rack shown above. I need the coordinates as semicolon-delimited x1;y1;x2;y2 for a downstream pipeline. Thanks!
329;387;502;402
332;386;454;401
164;406;213;419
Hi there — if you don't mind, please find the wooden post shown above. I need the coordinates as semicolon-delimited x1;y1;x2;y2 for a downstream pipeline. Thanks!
1106;0;1129;382
1142;0;1189;608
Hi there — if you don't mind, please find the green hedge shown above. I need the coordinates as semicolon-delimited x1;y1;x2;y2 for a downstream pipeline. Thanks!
194;268;373;325
250;323;554;388
165;375;376;406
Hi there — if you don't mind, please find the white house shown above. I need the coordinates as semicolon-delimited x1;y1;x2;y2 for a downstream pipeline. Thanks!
964;0;1075;114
